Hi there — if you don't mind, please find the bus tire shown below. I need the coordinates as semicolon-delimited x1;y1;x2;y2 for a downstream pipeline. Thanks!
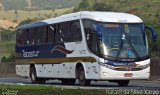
78;66;91;86
117;80;130;87
30;66;45;84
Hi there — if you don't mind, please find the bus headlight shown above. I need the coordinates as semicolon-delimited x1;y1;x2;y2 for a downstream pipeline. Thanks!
99;63;115;70
140;63;150;69
98;59;115;70
98;58;105;66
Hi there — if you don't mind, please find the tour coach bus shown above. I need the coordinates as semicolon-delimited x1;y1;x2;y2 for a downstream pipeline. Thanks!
16;11;156;86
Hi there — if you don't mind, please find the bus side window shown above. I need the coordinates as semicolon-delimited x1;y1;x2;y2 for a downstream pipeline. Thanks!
36;27;41;44
59;24;65;42
36;27;47;44
48;25;55;43
28;29;35;45
41;27;47;44
70;20;82;42
55;24;62;43
83;19;100;55
60;22;70;42
17;30;29;45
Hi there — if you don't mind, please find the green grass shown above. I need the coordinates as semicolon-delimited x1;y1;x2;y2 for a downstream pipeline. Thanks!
0;84;106;95
0;84;156;95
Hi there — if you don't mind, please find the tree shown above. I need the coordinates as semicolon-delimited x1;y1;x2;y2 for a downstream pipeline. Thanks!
79;0;90;10
18;18;32;26
92;2;113;11
74;0;90;11
1;56;7;62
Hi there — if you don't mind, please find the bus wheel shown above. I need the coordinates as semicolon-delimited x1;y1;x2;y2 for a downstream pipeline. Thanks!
30;66;45;84
117;80;130;86
78;66;91;86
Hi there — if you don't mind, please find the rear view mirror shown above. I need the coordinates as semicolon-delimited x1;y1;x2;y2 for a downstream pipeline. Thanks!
145;26;157;42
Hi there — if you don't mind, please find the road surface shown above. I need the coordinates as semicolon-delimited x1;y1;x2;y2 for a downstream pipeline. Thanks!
0;76;160;91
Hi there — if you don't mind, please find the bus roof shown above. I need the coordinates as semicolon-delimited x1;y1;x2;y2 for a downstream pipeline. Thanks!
17;11;143;30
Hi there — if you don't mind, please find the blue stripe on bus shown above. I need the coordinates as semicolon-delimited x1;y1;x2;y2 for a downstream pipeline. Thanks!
16;43;67;59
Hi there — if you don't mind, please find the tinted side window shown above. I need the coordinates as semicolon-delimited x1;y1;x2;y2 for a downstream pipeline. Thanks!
47;25;55;43
16;30;28;45
55;24;62;43
82;19;100;55
28;29;35;45
36;27;47;44
70;20;82;41
46;20;82;43
60;22;70;42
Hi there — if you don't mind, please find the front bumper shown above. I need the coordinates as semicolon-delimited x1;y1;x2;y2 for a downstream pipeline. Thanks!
99;65;150;80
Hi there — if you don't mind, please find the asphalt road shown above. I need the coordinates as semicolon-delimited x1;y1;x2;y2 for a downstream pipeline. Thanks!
0;76;160;91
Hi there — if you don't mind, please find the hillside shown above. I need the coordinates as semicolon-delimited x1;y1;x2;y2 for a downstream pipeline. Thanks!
74;0;160;25
0;7;74;23
0;0;80;10
0;20;18;29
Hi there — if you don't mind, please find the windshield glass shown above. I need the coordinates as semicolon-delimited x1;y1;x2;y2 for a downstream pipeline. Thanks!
99;23;148;61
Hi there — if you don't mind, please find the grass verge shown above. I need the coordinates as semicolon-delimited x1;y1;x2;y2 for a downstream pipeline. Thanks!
0;84;159;95
0;84;106;95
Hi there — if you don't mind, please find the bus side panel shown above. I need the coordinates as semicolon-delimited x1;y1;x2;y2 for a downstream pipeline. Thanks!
59;62;71;78
36;64;59;78
68;62;76;78
82;62;100;80
16;65;30;77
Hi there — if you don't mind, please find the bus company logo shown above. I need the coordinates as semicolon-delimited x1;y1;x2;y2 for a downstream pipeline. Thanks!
22;50;39;58
51;45;74;54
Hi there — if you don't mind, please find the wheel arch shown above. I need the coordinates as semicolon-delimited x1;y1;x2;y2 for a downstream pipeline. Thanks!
29;63;37;74
30;63;35;68
75;62;87;78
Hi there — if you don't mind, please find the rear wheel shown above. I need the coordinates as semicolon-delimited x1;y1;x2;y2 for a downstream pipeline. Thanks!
30;66;45;84
117;80;130;86
78;66;91;86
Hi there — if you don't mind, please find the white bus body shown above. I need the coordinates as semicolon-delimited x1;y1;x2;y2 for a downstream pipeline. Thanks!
16;11;156;86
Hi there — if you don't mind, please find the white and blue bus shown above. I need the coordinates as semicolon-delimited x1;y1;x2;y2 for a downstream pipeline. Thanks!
16;11;156;86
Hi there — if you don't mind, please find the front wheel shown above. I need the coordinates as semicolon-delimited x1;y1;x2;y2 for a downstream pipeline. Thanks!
117;80;130;87
78;66;91;86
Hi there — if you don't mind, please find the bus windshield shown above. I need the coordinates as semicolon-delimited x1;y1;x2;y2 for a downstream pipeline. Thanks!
99;23;149;61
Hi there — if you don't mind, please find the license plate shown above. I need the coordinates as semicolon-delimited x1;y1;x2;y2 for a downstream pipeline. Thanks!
124;73;133;77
